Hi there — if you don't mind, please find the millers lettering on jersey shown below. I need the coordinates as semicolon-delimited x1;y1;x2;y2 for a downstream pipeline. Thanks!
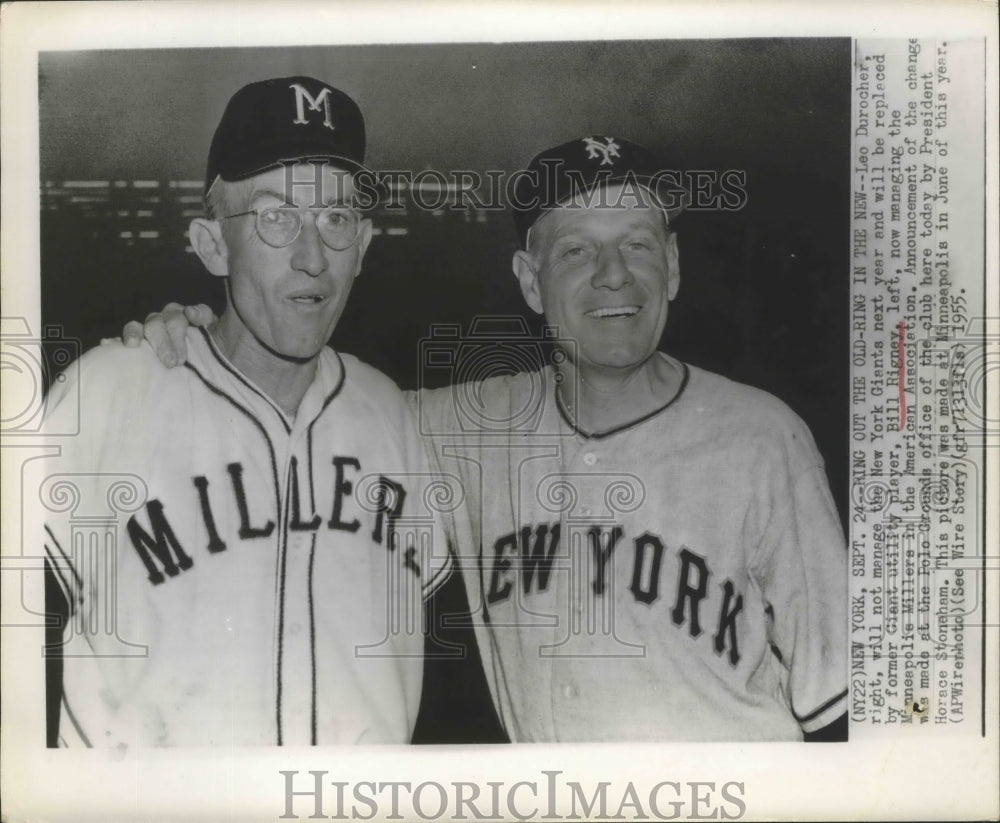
126;458;420;586
485;522;744;666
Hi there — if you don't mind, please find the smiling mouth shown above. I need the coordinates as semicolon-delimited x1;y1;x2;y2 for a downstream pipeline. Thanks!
587;305;641;319
289;294;328;305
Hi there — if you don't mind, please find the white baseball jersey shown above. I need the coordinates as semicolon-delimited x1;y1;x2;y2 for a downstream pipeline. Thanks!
41;327;452;747
415;354;847;741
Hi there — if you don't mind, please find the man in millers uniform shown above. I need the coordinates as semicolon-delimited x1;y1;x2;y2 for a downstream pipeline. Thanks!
40;76;452;748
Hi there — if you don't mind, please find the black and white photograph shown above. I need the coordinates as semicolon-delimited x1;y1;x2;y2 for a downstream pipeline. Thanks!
1;2;996;821
36;38;852;749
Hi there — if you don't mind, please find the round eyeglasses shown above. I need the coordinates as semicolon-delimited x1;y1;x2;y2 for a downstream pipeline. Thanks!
221;204;363;250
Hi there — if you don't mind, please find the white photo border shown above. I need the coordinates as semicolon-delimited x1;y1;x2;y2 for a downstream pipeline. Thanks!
2;2;997;821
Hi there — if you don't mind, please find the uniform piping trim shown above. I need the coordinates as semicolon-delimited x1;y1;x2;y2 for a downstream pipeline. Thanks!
794;688;848;724
198;326;292;435
555;361;690;440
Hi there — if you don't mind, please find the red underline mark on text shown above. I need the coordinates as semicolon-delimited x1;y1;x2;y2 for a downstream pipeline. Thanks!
897;319;907;431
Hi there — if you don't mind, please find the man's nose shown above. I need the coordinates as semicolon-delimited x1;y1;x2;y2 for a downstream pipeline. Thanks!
290;214;329;277
591;246;632;289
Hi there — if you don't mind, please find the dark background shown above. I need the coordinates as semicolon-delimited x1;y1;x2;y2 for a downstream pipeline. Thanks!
39;39;851;744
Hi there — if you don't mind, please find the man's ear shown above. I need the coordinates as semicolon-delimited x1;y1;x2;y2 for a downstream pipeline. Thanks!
189;218;229;278
512;250;544;315
664;231;681;301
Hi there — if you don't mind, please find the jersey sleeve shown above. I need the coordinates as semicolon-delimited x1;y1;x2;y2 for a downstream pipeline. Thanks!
40;343;167;747
41;353;99;746
406;385;461;436
751;453;848;734
396;390;457;600
40;348;100;617
40;344;152;614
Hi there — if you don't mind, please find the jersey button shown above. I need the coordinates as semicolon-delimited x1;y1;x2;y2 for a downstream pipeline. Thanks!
562;683;578;699
583;452;597;466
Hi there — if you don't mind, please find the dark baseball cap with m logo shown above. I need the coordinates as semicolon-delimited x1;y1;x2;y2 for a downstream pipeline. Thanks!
204;76;372;194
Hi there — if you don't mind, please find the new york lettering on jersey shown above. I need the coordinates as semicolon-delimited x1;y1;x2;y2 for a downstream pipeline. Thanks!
485;520;745;666
417;362;847;742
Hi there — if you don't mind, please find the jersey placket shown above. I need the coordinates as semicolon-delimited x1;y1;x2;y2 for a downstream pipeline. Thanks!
550;436;648;740
275;398;336;746
228;385;317;747
548;438;604;738
272;438;305;745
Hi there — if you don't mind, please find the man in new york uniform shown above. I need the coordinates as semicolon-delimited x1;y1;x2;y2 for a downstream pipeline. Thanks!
39;77;452;747
129;137;847;742
413;138;848;741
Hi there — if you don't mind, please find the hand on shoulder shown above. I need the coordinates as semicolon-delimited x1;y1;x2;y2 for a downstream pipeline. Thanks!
121;303;216;367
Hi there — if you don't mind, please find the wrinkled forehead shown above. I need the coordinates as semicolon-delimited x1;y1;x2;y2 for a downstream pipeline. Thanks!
243;163;359;207
530;183;670;244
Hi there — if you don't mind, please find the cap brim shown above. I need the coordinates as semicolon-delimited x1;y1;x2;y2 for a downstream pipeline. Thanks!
529;174;686;230
579;173;687;221
218;154;386;209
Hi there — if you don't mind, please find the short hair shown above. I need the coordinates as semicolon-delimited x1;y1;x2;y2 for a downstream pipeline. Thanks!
204;177;252;221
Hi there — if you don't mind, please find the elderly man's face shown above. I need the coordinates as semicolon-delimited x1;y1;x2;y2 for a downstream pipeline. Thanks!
214;163;371;361
514;185;679;376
